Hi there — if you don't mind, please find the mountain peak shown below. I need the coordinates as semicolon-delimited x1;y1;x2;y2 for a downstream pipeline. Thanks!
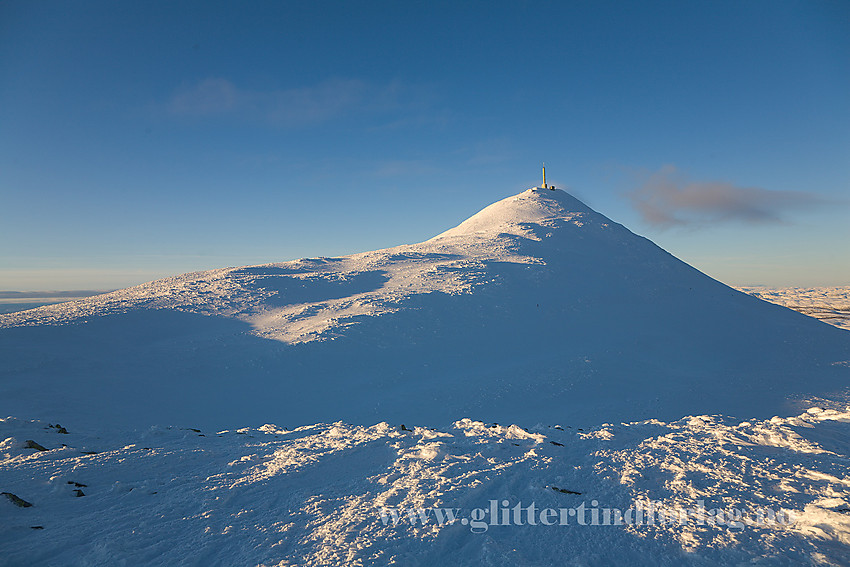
430;187;596;241
2;184;848;431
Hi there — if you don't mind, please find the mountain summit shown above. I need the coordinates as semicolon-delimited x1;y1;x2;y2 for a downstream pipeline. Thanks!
2;189;848;429
430;187;596;239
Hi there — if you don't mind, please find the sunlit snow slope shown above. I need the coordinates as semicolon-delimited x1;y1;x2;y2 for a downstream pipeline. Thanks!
1;188;848;430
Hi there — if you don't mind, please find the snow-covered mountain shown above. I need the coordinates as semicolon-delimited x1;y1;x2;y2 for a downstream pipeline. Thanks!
2;188;848;430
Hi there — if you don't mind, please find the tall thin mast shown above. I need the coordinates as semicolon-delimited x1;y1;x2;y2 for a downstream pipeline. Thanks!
542;163;547;189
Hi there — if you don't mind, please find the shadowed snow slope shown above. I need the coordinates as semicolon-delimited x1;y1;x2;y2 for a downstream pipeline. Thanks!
1;188;848;430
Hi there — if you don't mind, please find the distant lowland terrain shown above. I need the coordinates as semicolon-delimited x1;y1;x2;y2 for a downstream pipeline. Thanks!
736;286;850;331
0;291;110;315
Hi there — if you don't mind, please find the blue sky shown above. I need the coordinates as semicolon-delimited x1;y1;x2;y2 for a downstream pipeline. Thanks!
1;0;848;290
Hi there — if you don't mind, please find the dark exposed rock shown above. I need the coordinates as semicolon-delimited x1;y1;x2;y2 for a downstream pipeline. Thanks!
551;486;581;495
24;440;47;451
2;492;33;507
72;489;85;497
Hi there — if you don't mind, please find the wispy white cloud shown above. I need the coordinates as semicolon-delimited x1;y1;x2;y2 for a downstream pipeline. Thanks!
168;78;368;125
372;159;439;178
456;136;516;166
167;78;432;128
168;78;242;115
627;165;832;228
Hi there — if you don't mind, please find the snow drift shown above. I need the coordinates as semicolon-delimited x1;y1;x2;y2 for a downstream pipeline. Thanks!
1;188;848;430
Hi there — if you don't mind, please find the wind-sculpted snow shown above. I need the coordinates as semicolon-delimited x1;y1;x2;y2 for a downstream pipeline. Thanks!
0;242;511;344
1;407;849;566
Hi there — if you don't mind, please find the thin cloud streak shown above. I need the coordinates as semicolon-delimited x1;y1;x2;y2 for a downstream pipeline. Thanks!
167;78;432;128
627;165;831;228
456;136;516;166
372;159;439;178
168;78;368;126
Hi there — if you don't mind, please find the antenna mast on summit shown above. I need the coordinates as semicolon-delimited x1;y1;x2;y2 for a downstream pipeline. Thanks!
541;163;554;190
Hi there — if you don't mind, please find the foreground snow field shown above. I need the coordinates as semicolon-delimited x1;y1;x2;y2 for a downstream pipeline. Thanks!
2;405;850;566
2;188;849;565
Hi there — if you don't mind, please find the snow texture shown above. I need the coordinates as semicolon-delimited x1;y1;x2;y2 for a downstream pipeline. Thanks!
1;407;849;566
